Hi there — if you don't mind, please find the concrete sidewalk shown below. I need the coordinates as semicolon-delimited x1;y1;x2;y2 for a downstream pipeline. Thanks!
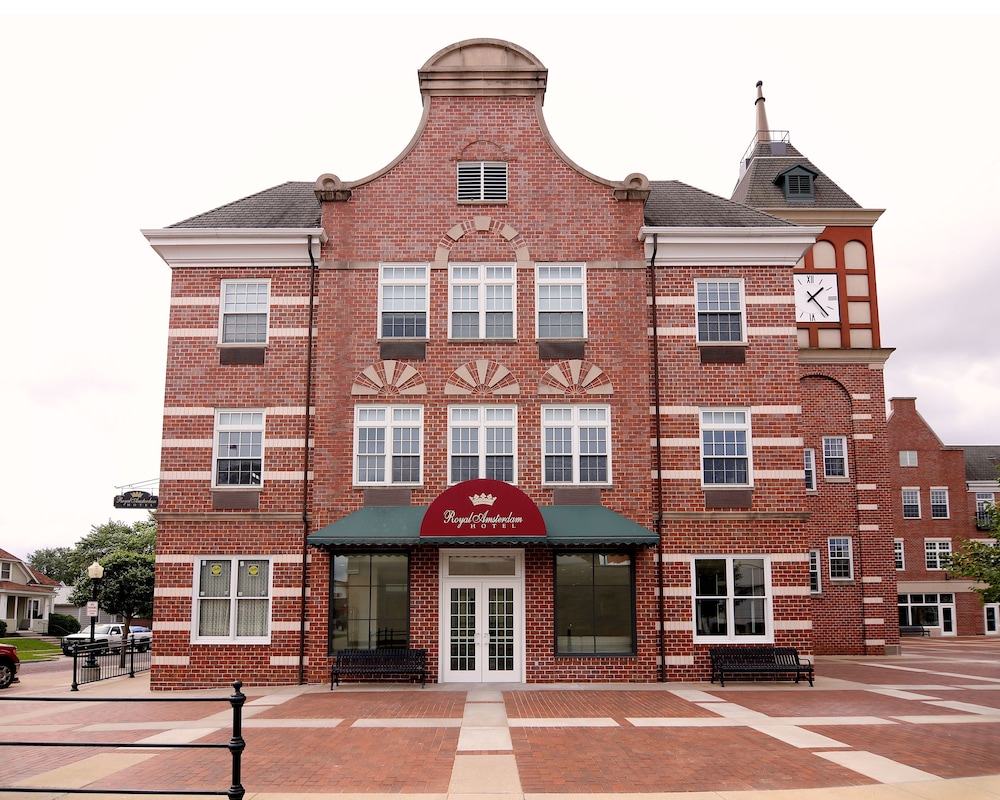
2;637;1000;800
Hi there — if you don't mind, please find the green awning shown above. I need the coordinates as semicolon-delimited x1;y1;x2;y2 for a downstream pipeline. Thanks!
540;506;659;546
308;505;659;547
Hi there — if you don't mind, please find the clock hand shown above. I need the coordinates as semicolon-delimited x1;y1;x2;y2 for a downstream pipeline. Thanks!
806;287;825;303
808;295;829;317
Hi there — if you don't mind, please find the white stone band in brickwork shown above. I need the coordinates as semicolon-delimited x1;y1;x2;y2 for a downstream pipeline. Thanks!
270;656;306;666
772;586;811;596
151;621;195;631
152;656;191;666
154;587;193;597
773;620;813;630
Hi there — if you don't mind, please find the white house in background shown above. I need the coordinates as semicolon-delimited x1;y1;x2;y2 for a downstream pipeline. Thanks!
0;548;60;633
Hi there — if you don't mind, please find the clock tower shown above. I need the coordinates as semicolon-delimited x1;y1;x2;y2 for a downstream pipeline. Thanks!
732;82;899;656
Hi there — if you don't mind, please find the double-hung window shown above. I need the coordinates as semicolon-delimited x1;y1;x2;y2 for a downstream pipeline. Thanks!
219;280;269;344
449;264;515;339
823;436;848;479
542;405;610;484
828;537;853;580
537;264;586;339
700;409;751;486
894;539;905;570
902;488;921;519
693;556;770;640
930;488;950;519
379;264;428;339
213;410;264;488
804;448;817;491
457;161;507;203
354;405;422;485
195;557;270;643
449;406;516;483
925;539;951;570
976;493;995;528
695;279;745;343
809;549;821;593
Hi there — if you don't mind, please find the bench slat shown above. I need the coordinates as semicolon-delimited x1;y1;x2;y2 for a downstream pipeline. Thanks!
331;648;427;688
709;645;813;687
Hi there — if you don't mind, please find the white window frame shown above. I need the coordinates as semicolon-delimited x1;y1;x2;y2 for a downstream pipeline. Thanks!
536;264;587;340
894;539;905;571
212;410;264;489
694;278;746;344
976;493;995;527
930;487;950;519
902;488;921;519
899;450;918;467
378;264;429;340
448;264;516;340
828;536;854;580
0;562;10;581
542;405;611;486
457;161;507;203
809;549;821;593
448;405;517;484
804;448;817;492
192;556;271;644
692;555;773;643
925;539;952;570
823;435;848;479
700;409;753;488
219;279;270;345
353;405;423;486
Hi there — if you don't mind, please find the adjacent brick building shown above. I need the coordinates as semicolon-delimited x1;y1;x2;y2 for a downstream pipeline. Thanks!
143;39;899;688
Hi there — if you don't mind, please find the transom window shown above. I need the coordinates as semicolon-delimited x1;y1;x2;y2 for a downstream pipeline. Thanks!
695;279;744;343
536;264;586;339
195;557;270;643
354;405;423;485
828;537;854;580
930;488;950;519
542;405;610;485
700;409;751;486
902;488;921;519
694;556;770;641
220;280;269;344
925;539;951;570
379;264;428;339
457;161;507;203
555;551;635;655
449;406;516;483
213;410;264;488
449;264;515;339
823;436;848;479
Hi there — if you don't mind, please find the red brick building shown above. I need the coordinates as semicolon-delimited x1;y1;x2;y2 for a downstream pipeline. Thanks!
143;40;898;688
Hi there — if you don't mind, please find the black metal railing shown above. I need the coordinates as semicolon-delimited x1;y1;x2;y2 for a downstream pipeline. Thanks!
0;680;246;800
67;639;152;690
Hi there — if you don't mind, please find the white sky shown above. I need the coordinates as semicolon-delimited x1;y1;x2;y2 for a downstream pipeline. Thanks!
2;4;998;560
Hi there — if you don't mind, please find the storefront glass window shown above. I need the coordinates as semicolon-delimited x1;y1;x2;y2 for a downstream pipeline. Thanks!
330;553;409;652
554;551;634;655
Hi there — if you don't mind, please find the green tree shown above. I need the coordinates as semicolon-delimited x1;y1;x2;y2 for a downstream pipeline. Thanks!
950;501;1000;604
69;550;155;651
65;517;156;583
26;546;76;584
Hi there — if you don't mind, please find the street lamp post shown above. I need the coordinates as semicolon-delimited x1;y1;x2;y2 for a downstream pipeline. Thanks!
84;561;105;670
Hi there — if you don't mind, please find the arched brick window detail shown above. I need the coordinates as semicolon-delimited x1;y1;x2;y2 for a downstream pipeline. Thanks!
435;217;529;263
538;359;613;396
444;359;520;397
351;360;427;396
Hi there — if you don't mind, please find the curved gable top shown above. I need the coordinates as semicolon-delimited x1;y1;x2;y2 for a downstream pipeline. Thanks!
419;39;547;99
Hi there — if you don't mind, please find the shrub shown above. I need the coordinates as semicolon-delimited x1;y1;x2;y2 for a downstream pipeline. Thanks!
0;620;6;637
47;613;81;637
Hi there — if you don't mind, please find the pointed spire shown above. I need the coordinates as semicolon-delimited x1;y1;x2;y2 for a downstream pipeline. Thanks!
755;80;771;144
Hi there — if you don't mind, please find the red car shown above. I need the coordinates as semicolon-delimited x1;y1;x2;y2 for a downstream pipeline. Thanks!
0;643;19;689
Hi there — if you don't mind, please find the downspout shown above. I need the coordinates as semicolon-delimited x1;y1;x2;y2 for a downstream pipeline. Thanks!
298;234;318;684
648;233;667;681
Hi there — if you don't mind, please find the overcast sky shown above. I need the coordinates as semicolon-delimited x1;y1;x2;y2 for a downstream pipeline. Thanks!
2;5;998;561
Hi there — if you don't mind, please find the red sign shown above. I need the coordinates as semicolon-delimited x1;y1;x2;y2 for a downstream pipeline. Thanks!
420;479;546;538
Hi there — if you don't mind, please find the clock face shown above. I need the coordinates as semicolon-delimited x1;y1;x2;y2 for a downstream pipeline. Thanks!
795;273;840;322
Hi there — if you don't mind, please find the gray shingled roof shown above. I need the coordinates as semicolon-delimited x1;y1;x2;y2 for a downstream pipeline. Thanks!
645;180;796;228
731;141;860;209
964;445;1000;483
169;181;320;228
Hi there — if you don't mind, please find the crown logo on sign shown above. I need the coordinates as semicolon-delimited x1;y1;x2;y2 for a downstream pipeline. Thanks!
470;493;497;507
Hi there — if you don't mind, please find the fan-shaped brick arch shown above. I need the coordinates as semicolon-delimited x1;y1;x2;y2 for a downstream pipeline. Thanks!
538;359;613;396
351;360;427;396
435;217;529;263
445;359;520;397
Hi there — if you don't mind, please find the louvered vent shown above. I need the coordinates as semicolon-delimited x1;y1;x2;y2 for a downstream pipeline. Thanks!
787;174;811;194
457;161;508;202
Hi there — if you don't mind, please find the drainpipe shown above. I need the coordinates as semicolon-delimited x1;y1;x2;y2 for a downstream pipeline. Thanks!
298;234;318;684
648;233;667;681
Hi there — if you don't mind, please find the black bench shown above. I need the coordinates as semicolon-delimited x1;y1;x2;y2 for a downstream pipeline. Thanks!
331;647;427;688
899;625;930;637
709;645;814;687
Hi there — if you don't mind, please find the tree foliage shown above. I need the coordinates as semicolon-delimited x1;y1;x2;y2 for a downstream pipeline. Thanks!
26;546;76;584
29;518;156;586
69;550;155;628
950;500;1000;604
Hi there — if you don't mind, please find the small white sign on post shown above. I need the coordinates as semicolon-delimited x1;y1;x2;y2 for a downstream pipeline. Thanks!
86;601;99;618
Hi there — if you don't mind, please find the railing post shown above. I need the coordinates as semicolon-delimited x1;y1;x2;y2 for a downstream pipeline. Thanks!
128;638;136;679
227;680;246;800
70;644;80;692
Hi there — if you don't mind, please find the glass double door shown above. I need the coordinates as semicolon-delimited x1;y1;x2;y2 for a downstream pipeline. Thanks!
439;550;524;683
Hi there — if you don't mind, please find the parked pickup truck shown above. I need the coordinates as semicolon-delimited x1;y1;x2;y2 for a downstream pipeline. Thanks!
61;624;152;656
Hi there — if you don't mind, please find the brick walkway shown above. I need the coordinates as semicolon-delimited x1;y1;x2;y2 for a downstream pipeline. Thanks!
2;637;1000;799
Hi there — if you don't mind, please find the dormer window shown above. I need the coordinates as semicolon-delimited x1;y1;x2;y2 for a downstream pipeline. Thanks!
774;165;817;203
457;161;507;203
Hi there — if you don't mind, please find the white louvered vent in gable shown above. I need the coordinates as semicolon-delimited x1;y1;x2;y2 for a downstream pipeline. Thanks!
457;161;508;203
